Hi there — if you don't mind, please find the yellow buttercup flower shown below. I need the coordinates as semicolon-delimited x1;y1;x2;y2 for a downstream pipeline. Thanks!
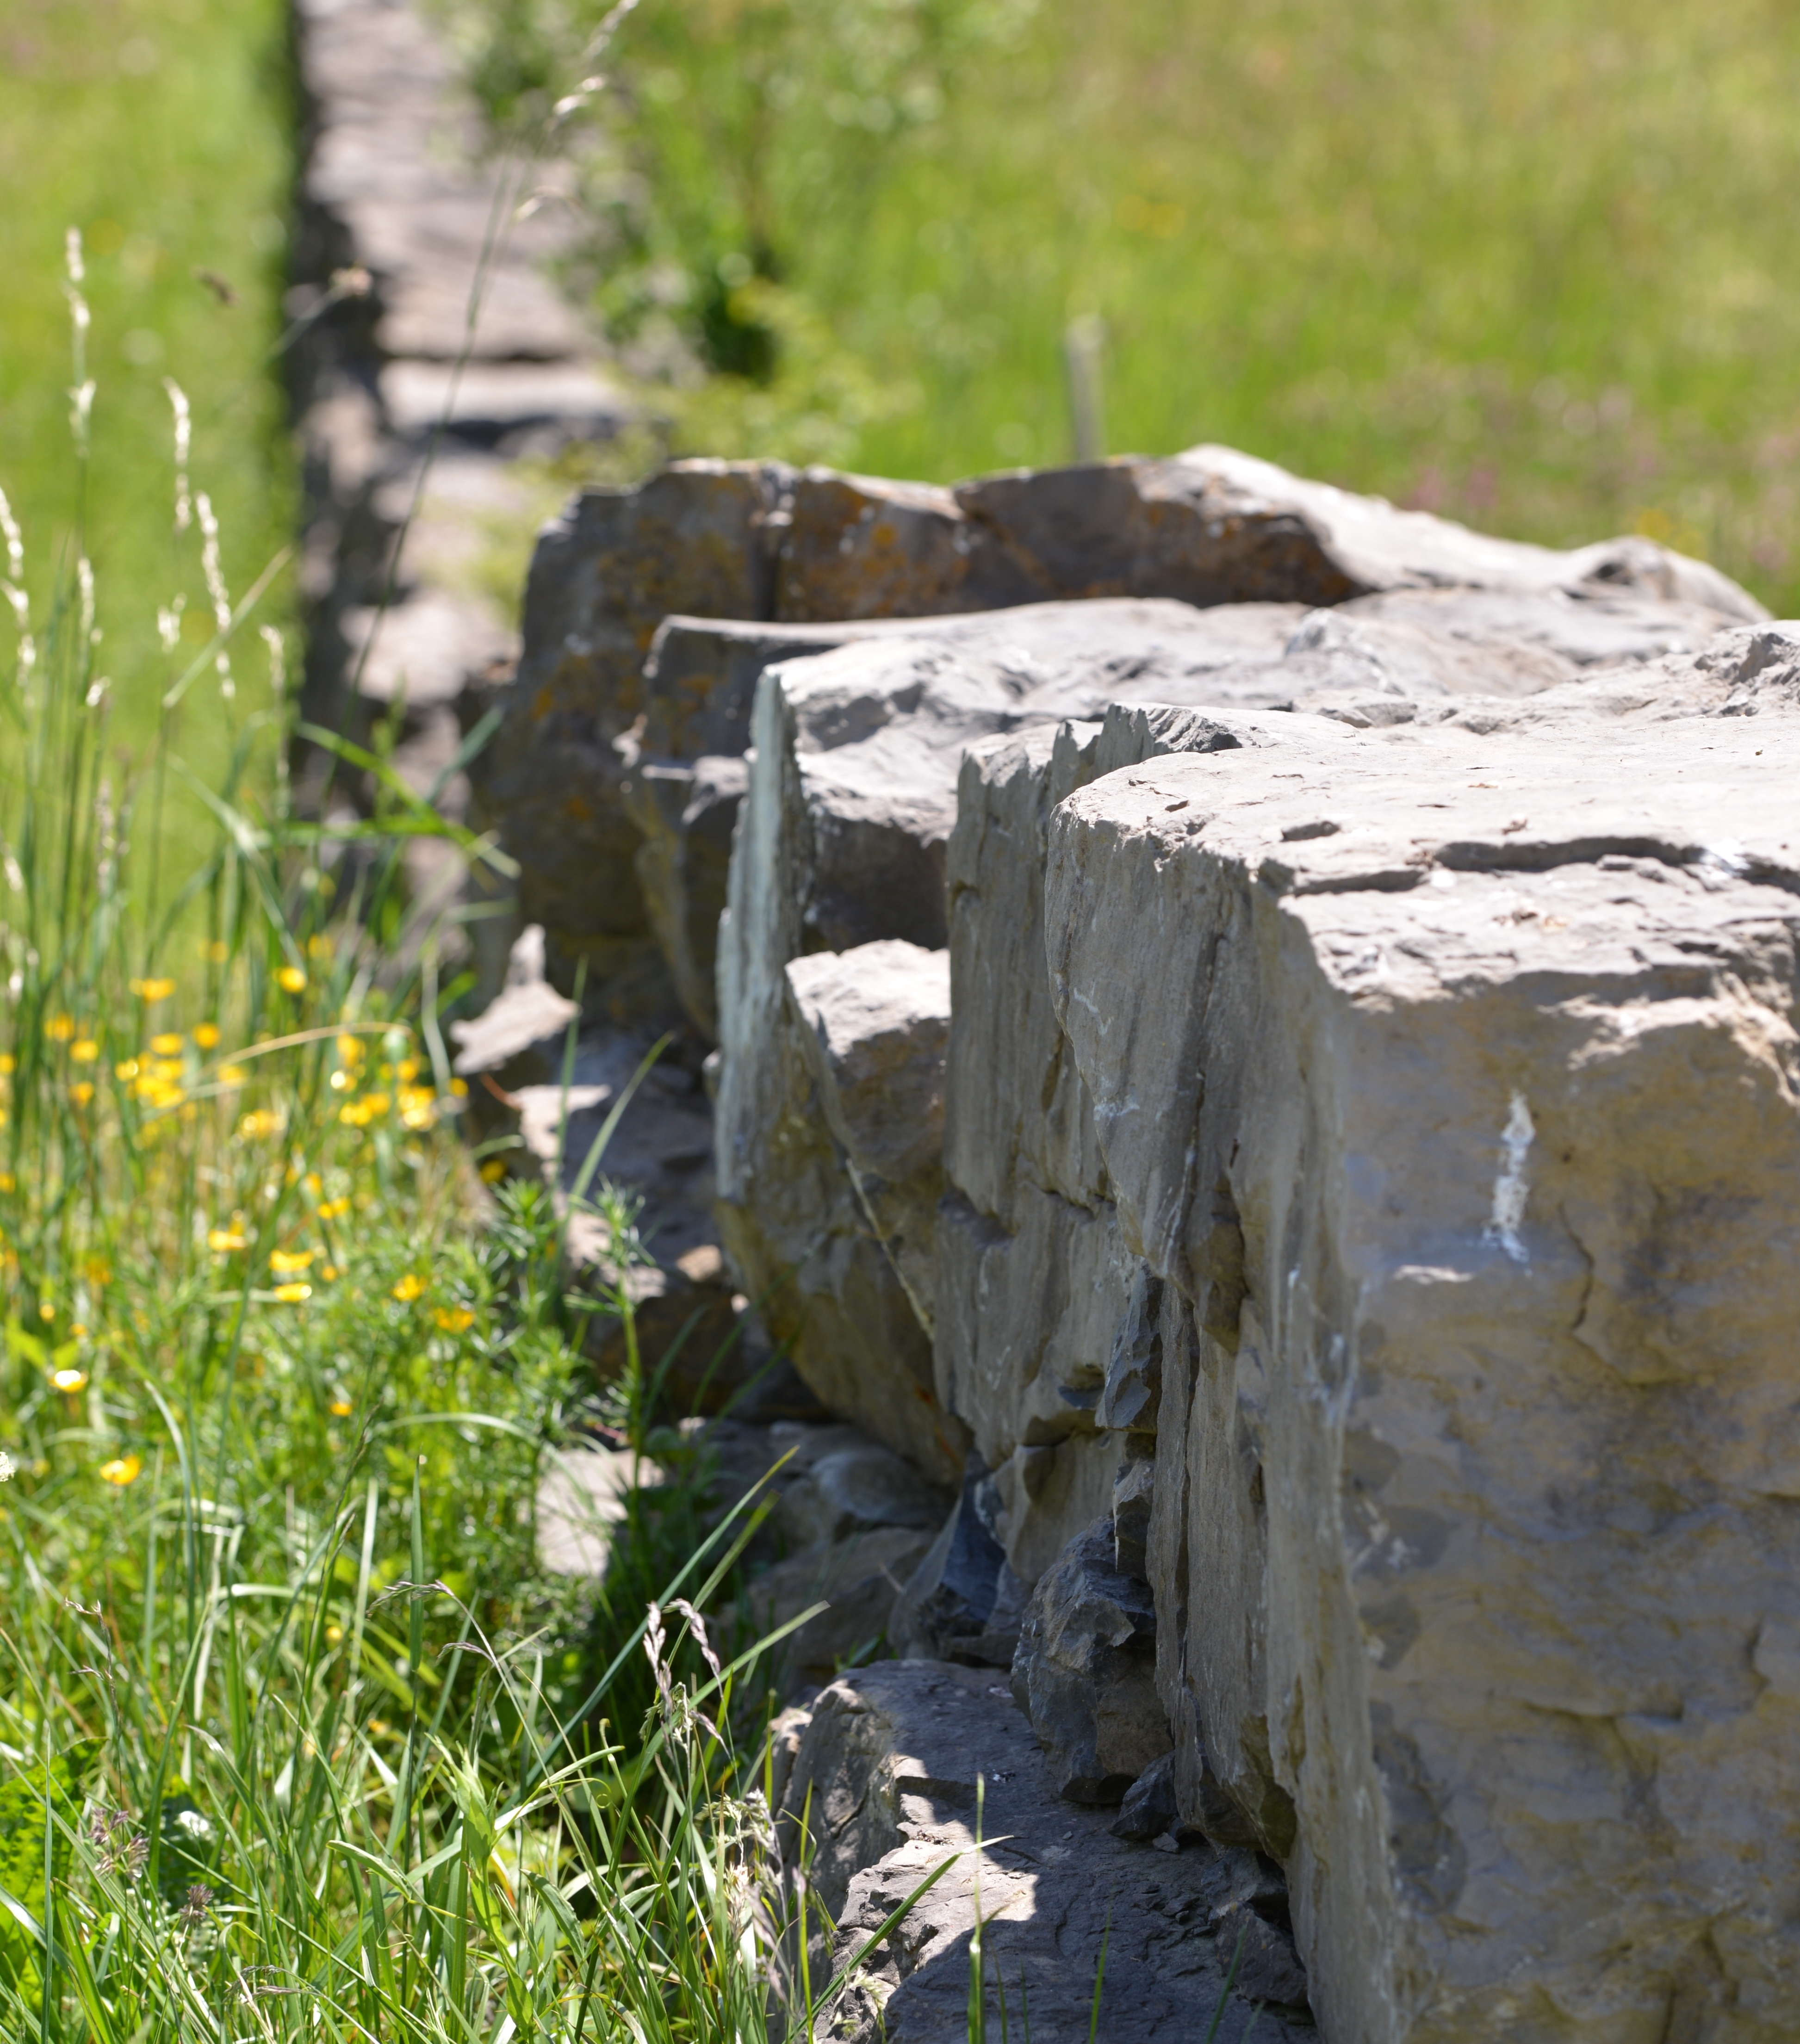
218;1064;248;1086
336;1034;366;1064
114;1058;139;1080
69;1082;95;1107
150;1032;183;1056
240;1109;284;1139
329;1398;352;1417
276;966;307;994
269;1249;315;1275
133;977;176;1002
70;1039;99;1064
84;1257;110;1285
193;1022;220;1050
208;1228;247;1253
478;1158;507;1184
307;934;334;961
99;1455;142;1486
45;1014;75;1043
272;1282;312;1304
433;1307;475;1334
51;1367;88;1393
318;1195;351;1220
0;1054;15;1076
391;1273;425;1303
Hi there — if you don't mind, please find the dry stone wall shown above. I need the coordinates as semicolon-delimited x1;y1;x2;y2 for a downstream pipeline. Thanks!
480;440;1798;2040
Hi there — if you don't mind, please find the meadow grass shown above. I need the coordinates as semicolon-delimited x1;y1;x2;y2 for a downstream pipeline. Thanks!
457;0;1800;613
0;238;850;2037
0;0;296;881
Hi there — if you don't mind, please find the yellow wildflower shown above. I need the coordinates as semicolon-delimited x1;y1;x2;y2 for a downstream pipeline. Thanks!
133;977;176;1002
272;1282;311;1304
51;1367;87;1393
450;1078;468;1099
329;1069;353;1092
99;1455;142;1486
321;1263;340;1282
0;1054;14;1076
37;1302;53;1321
240;1109;284;1139
399;1088;437;1131
277;966;307;994
150;1032;183;1056
397;1059;419;1082
433;1307;476;1334
329;1398;352;1418
84;1257;110;1285
337;1034;366;1064
45;1014;75;1043
307;934;334;960
193;1022;220;1051
69;1082;95;1107
318;1195;351;1220
70;1039;99;1064
478;1158;507;1184
0;1173;15;1193
391;1273;425;1303
208;1228;247;1253
269;1250;315;1276
114;1058;139;1081
218;1064;248;1087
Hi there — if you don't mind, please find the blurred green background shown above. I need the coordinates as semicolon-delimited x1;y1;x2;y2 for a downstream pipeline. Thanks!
8;0;1800;645
0;0;294;799
461;0;1800;612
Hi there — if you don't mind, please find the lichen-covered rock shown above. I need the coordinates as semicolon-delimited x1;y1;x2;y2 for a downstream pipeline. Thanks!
469;461;789;1007
1042;685;1800;2042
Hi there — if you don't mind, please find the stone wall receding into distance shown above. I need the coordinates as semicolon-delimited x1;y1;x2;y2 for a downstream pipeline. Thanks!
476;440;1800;2039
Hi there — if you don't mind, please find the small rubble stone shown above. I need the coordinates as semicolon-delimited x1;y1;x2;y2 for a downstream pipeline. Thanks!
1009;1518;1170;1803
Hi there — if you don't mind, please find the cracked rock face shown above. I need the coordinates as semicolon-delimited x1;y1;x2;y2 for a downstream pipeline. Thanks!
1042;694;1800;2042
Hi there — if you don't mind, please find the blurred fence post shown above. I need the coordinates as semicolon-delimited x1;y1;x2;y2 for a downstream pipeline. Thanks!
1064;314;1107;463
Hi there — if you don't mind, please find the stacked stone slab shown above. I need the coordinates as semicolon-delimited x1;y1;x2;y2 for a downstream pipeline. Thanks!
481;442;1755;1021
487;440;1797;2038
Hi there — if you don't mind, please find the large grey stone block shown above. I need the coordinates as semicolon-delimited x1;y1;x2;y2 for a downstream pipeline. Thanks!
1038;662;1800;2042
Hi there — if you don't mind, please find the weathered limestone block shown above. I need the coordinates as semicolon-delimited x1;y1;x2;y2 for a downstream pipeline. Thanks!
785;941;951;1333
471;461;789;1003
780;1660;1314;2040
936;701;1357;1589
1165;446;1768;619
714;605;1348;1485
1041;683;1800;2043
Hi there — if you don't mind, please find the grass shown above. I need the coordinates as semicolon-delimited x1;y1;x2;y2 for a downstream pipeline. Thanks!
452;0;1800;614
0;0;296;880
0;229;842;2032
